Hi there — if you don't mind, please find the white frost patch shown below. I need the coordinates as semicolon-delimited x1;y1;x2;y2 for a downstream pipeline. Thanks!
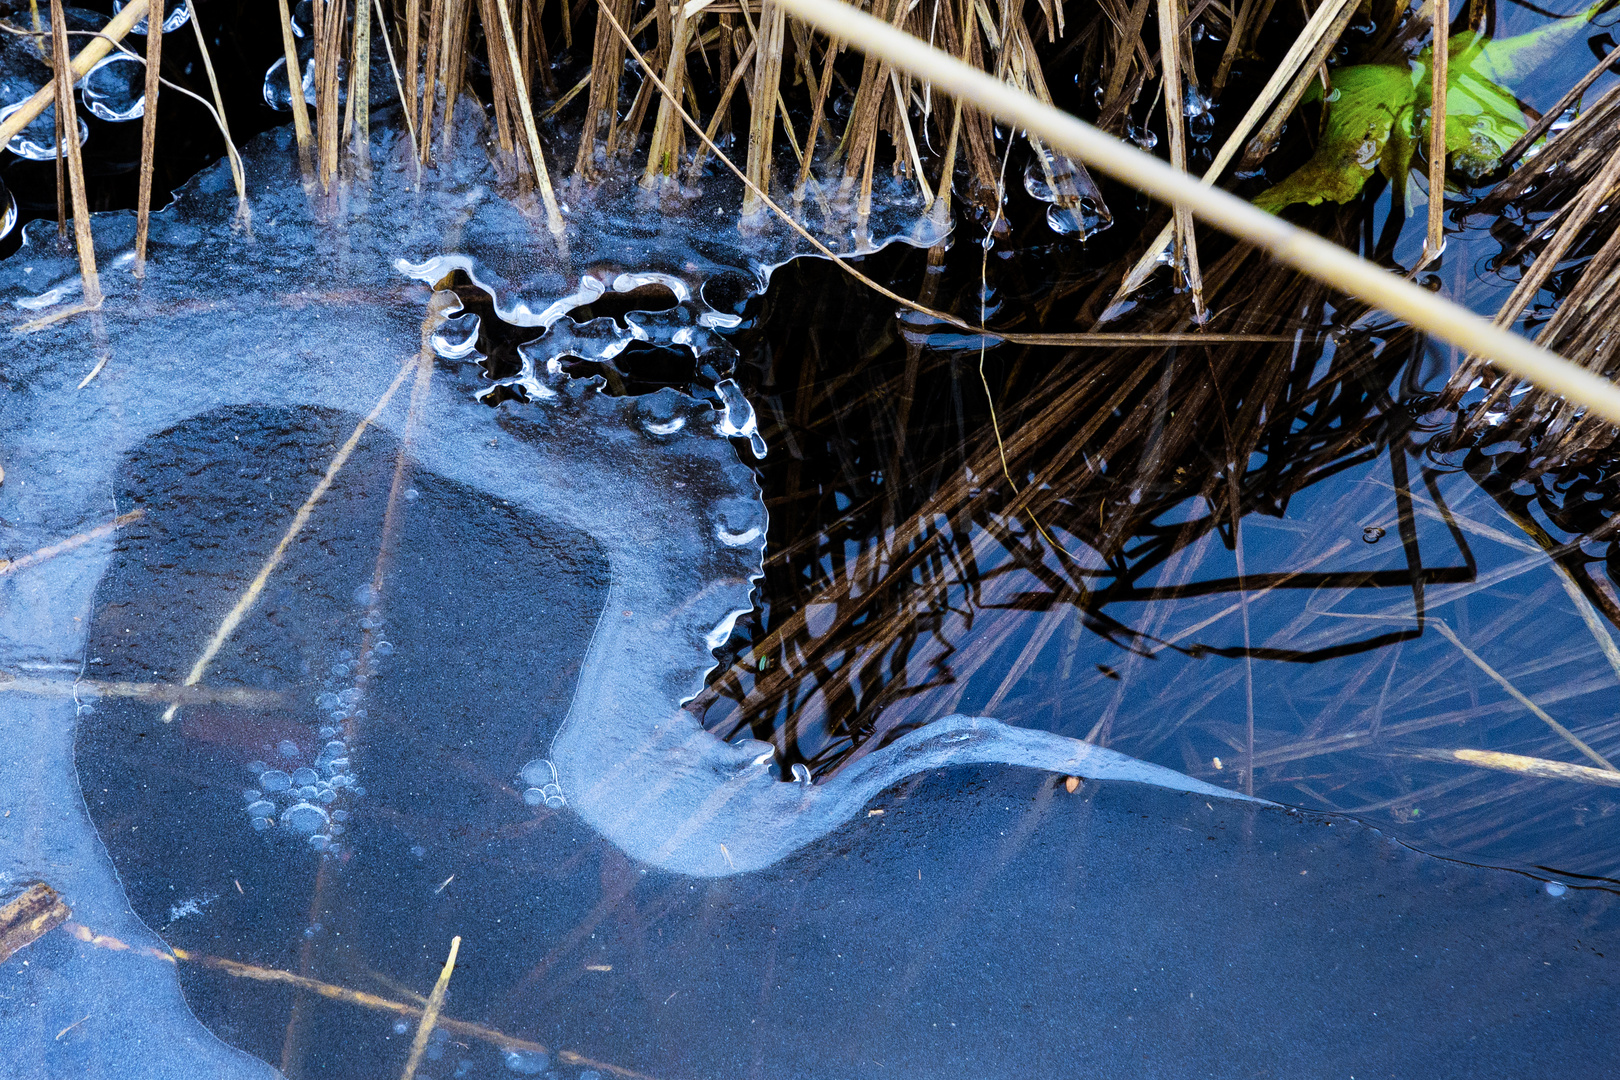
167;892;218;924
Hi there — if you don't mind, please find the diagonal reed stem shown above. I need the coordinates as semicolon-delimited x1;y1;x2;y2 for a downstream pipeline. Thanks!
773;0;1620;428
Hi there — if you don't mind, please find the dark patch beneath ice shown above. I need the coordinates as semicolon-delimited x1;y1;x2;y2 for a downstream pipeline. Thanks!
77;405;608;1069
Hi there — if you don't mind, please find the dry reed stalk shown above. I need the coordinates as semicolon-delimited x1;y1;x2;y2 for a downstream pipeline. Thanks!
792;32;837;194
689;37;756;181
833;0;896;186
348;0;372;166
1421;0;1447;266
405;0;422;124
1232;0;1360;175
1096;0;1151;131
51;55;64;235
643;2;696;184
48;0;98;308
0;0;147;146
775;0;1620;426
1432;620;1618;772
1111;0;1359;303
1500;48;1616;169
133;0;162;275
398;937;460;1080
1445;147;1620;428
997;3;1099;234
1154;0;1203;319
158;359;417;723
416;0;446;158
1393;747;1620;789
573;0;634;177
314;0;348;187
491;0;565;232
277;0;314;174
187;8;249;224
1210;0;1246;91
743;0;786;211
437;0;474;160
476;0;520;155
373;0;422;183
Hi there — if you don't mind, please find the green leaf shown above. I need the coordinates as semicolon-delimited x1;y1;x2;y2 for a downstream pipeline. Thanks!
1254;3;1599;211
1252;64;1417;212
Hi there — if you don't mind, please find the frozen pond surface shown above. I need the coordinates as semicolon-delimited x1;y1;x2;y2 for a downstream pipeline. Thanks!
0;117;1613;1076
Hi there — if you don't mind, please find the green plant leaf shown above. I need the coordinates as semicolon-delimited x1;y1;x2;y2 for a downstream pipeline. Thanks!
1255;3;1599;210
1253;64;1417;212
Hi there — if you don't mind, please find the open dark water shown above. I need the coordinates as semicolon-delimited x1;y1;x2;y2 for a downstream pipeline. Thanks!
1;0;1618;1076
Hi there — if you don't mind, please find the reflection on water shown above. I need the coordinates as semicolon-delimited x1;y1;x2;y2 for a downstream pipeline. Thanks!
694;236;1620;883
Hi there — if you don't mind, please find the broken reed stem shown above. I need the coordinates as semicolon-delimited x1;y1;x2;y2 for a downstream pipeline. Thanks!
774;0;1620;428
0;883;70;965
399;936;460;1080
49;0;98;307
277;0;314;175
188;10;249;225
1394;746;1620;789
1422;0;1447;266
133;0;162;276
0;0;147;148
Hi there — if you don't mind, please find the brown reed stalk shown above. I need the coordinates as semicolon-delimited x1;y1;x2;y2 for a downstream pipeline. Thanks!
688;35;756;181
315;0;348;187
573;0;634;177
491;0;565;231
1154;0;1204;320
417;0;445;158
48;0;98;307
642;1;696;184
1421;0;1447;267
743;0;786;212
134;0;162;275
792;32;837;195
187;8;249;224
277;0;314;174
405;0;422;123
341;1;364;170
437;0;473;158
475;0;519;156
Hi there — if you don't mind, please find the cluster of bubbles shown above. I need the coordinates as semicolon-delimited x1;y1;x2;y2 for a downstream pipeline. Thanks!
518;757;567;810
262;0;379;113
241;581;396;855
1022;145;1112;238
376;1029;599;1079
0;2;192;169
500;1048;600;1079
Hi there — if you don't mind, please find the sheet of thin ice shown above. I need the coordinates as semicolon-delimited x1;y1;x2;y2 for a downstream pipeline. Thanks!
0;113;1609;1079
